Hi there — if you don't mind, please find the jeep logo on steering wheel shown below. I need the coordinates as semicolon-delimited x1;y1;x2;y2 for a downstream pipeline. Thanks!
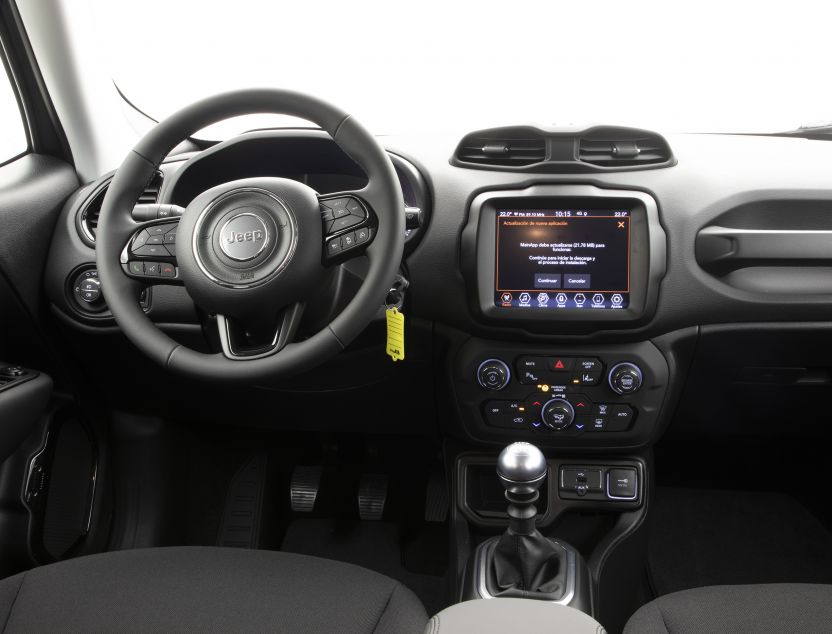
226;229;264;244
218;213;270;261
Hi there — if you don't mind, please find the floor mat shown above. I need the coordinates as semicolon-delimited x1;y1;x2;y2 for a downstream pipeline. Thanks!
649;488;832;596
281;518;447;616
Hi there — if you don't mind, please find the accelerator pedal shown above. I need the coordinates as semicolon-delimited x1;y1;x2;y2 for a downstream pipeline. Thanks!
290;465;322;513
217;452;267;548
358;474;388;521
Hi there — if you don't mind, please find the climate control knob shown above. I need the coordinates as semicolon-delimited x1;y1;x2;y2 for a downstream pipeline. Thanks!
608;362;643;395
540;398;575;431
476;359;511;391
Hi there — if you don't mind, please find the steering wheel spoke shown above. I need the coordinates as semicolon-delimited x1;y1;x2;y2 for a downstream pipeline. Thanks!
216;302;305;360
120;217;184;285
319;192;376;264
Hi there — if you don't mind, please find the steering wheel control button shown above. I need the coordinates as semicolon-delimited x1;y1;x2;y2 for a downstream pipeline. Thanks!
219;213;270;261
477;359;511;391
607;468;638;500
326;239;342;256
147;224;170;236
540;398;575;431
0;365;25;378
144;263;161;276
160;262;176;278
355;227;371;244
128;262;144;275
132;230;150;249
133;244;170;258
330;215;362;233
608;362;643;395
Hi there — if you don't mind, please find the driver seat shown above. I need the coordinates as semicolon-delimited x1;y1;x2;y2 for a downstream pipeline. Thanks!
0;547;428;633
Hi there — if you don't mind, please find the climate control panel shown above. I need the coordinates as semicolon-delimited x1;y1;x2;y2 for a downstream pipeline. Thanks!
452;339;669;447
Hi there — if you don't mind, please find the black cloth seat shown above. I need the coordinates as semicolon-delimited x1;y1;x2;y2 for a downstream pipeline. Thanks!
624;583;832;633
0;546;428;633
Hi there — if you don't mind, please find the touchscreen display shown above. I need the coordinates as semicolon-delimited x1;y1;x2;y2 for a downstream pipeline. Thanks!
494;210;630;309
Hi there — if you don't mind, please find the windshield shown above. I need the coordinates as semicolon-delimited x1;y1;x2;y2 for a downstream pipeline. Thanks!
91;0;832;136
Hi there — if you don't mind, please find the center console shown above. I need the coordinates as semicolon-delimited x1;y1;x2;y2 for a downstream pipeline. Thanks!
447;184;670;632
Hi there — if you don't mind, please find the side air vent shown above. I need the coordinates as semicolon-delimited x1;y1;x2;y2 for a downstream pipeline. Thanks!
79;172;163;243
578;129;673;167
455;128;546;167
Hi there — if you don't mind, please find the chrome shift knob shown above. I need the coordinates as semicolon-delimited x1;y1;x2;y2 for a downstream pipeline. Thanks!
497;442;547;495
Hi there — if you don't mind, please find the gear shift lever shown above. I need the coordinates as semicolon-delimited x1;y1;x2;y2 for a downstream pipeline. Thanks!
487;441;568;599
497;442;547;536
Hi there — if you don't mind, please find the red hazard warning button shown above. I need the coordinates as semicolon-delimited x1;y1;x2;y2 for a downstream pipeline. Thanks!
548;357;574;372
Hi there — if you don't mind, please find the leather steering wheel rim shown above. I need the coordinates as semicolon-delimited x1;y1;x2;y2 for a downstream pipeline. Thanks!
96;89;404;381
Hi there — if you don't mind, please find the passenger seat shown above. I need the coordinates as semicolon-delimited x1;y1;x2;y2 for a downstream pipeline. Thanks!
624;584;832;633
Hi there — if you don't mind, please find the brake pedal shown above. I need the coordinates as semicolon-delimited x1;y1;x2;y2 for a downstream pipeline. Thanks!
290;465;322;513
358;474;387;521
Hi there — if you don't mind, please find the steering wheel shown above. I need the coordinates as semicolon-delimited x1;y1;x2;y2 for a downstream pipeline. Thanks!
96;90;404;381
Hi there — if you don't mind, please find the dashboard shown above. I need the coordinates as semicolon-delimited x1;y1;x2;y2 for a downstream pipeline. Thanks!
41;124;832;447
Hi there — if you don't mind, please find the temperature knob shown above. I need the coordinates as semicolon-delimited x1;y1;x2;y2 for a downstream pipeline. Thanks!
540;398;575;431
608;362;643;395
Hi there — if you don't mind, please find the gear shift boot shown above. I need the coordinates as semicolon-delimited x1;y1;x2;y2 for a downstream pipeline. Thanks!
488;530;568;599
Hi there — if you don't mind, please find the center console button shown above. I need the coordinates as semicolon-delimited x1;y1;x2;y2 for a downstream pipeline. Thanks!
573;358;603;386
483;400;532;429
516;356;548;384
592;403;610;417
560;467;603;494
569;393;592;412
477;359;511;391
575;358;602;373
606;405;635;431
548;357;574;372
607;468;638;500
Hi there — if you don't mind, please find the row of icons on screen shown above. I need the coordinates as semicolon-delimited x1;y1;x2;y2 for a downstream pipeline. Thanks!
498;292;624;307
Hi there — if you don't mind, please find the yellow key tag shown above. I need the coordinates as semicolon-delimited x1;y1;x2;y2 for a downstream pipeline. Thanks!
385;307;405;362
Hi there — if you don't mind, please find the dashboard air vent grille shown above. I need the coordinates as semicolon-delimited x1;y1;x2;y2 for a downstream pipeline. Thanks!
578;131;672;167
455;130;546;166
80;171;163;242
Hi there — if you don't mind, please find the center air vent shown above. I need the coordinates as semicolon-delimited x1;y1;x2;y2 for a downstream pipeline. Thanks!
578;129;672;167
452;125;674;172
455;128;546;167
79;171;163;243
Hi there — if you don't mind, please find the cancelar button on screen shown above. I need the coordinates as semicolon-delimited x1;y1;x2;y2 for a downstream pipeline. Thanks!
564;274;591;289
533;273;562;289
